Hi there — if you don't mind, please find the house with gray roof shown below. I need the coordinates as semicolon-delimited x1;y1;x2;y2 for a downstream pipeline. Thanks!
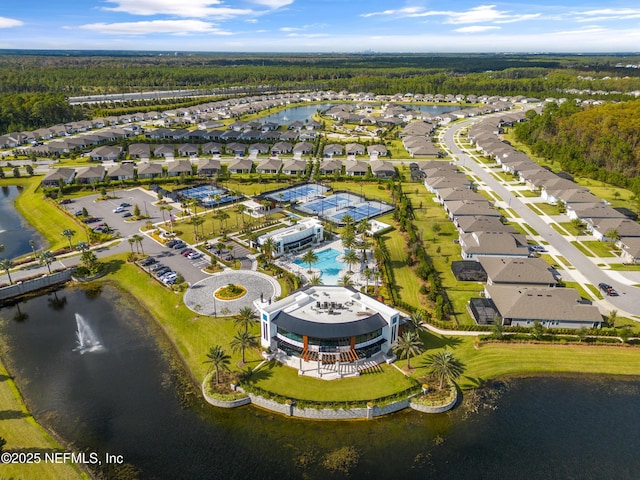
41;167;76;187
370;160;395;178
166;160;193;177
619;237;640;264
293;142;313;155
323;144;344;158
282;159;307;175
226;143;247;157
459;231;529;260
107;163;135;181
177;143;198;157
455;215;517;235
479;257;557;287
153;144;175;158
227;157;253;174
256;158;282;174
483;284;602;329
566;203;626;222
197;158;221;177
137;162;164;179
586;218;640;241
345;143;365;156
445;200;500;221
436;187;485;204
320;159;343;175
344;160;369;177
367;144;388;157
201;142;222;155
75;165;105;184
249;143;270;155
89;146;122;162
271;141;293;156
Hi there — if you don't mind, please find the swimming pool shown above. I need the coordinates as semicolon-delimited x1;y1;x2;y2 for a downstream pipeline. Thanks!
294;248;345;285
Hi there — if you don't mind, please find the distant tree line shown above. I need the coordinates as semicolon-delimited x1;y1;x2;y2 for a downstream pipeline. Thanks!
0;92;84;133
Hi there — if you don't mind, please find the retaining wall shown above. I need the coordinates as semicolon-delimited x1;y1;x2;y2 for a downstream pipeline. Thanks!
201;381;251;408
0;270;73;301
409;388;458;414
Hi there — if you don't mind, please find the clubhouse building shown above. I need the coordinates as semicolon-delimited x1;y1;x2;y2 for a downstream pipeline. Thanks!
256;218;323;258
257;286;400;377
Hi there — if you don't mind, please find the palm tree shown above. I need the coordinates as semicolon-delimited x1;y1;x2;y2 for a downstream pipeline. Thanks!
217;210;230;233
342;249;359;273
203;345;231;385
76;241;90;253
301;249;318;273
363;266;371;291
309;274;323;285
426;350;465;390
261;237;277;262
234;306;257;333
230;330;259;364
373;247;389;268
0;259;14;284
132;234;145;255
337;272;354;287
236;204;247;228
128;237;136;253
392;330;424;370
37;251;55;274
160;205;169;224
61;229;76;250
341;213;354;227
191;216;205;241
406;311;426;332
373;270;380;294
165;205;174;234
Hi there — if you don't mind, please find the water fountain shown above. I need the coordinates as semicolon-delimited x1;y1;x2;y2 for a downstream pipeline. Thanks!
73;313;104;353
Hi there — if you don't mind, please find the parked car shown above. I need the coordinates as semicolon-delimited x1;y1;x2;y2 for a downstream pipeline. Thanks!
155;267;171;277
159;271;176;281
181;249;195;257
119;202;131;208
166;239;179;248
122;212;133;218
161;273;178;284
149;263;165;272
140;257;157;267
598;282;618;296
172;242;186;250
113;206;125;213
59;199;72;205
188;252;203;260
74;210;83;216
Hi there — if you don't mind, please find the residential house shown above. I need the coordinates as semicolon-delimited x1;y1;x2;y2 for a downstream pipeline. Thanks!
483;284;602;329
455;215;517;235
479;257;558;287
345;143;365;157
137;162;164;179
282;159;307;176
248;143;270;155
107;163;135;181
227;157;253;174
586;218;640;241
89;146;122;162
344;160;369;177
370;160;395;178
226;142;247;157
177;143;199;157
619;238;640;264
201;142;223;155
256;158;282;175
566;203;626;222
293;142;314;156
197;158;221;177
446;200;500;222
166;160;193;177
319;159;343;175
129;143;151;159
40;167;76;187
459;231;530;260
367;144;388;157
271;142;293;156
323;144;344;158
153;144;176;158
75;165;105;185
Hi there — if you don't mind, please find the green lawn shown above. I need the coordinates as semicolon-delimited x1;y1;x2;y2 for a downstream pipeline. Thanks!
585;283;604;300
97;256;260;382
562;281;594;301
555;221;584;236
571;241;594;257
0;360;87;480
608;264;640;271
517;189;540;198
581;241;616;258
9;177;90;252
249;362;415;401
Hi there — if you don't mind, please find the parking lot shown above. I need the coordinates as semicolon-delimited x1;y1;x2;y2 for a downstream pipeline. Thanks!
63;187;170;238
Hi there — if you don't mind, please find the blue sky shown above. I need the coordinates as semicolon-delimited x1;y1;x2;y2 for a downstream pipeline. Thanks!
1;0;639;52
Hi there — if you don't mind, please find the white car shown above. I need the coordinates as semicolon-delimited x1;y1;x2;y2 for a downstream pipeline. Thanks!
187;252;203;260
113;206;125;213
162;273;178;284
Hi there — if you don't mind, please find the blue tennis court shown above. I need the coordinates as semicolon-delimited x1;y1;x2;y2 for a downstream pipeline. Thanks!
265;183;329;203
330;204;382;223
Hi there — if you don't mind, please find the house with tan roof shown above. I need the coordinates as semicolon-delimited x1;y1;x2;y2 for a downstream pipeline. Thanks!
459;231;529;260
479;257;557;287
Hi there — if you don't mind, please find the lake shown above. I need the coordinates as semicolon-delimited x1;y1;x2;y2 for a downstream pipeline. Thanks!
1;286;639;479
259;103;469;125
0;185;43;259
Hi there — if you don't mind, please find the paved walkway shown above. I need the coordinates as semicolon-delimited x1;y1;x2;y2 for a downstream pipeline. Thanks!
183;270;280;316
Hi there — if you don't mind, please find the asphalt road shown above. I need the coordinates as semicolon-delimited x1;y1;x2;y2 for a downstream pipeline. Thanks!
441;118;639;316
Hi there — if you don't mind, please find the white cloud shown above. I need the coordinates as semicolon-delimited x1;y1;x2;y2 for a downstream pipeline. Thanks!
280;26;301;32
361;7;424;18
554;26;607;36
251;0;294;7
0;17;24;28
77;19;231;35
362;4;540;25
286;33;329;38
454;25;501;33
575;8;640;22
102;0;253;18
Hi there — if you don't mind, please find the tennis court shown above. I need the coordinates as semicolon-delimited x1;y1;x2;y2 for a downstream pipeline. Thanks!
264;183;329;203
178;185;239;207
297;191;393;224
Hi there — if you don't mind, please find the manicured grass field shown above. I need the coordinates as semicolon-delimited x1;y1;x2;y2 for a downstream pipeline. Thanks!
608;264;640;271
0;361;87;480
571;241;594;257
563;281;595;301
250;362;415;401
7;177;88;252
581;240;616;258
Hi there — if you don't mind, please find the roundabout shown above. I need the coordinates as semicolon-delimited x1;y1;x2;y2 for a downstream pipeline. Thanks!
184;270;280;316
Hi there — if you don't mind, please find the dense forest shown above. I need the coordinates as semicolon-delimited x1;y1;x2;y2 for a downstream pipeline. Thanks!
0;92;84;134
513;100;640;193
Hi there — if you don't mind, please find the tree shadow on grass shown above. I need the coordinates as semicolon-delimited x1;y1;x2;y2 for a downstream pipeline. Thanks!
242;360;276;384
422;331;462;350
0;410;30;420
104;258;125;274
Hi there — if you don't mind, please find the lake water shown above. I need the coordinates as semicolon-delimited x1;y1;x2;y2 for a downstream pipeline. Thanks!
0;185;43;259
259;103;468;124
1;286;640;479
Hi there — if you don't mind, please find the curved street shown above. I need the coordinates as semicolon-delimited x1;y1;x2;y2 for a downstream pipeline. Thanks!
439;117;640;317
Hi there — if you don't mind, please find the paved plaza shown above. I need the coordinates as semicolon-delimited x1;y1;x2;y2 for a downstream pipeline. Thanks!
183;270;280;316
